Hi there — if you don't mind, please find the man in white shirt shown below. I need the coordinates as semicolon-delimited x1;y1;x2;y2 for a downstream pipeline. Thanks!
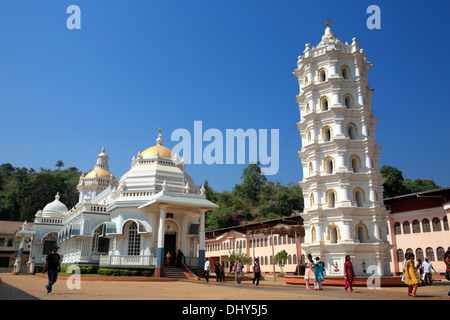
422;257;436;285
204;258;210;283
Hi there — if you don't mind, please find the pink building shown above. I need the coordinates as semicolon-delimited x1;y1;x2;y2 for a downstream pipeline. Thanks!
385;187;450;275
205;215;304;274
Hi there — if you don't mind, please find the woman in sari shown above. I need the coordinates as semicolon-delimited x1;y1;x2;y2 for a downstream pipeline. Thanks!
304;254;315;290
314;257;324;290
404;253;419;297
344;255;355;293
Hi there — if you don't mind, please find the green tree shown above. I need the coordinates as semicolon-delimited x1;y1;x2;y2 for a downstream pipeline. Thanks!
274;250;288;273
380;165;408;198
232;163;267;206
402;178;441;194
55;160;65;171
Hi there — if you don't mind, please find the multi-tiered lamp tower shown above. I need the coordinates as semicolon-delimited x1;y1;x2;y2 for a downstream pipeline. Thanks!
295;21;392;277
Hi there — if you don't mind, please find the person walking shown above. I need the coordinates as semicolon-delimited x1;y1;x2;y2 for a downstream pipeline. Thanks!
204;257;210;283
344;255;355;293
416;259;424;286
214;260;221;283
314;256;325;290
304;254;315;290
42;245;61;295
444;251;450;281
234;258;243;286
252;258;261;287
405;253;419;297
421;257;436;286
219;261;226;283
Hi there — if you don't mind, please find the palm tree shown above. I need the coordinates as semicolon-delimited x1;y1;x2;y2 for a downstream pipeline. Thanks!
55;160;65;171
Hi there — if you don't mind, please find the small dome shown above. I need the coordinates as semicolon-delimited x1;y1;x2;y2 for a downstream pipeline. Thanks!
85;168;114;179
43;193;68;214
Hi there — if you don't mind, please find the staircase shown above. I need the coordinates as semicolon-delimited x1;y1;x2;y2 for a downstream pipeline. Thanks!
164;267;188;279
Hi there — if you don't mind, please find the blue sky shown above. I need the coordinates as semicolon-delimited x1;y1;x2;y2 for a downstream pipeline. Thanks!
0;0;449;192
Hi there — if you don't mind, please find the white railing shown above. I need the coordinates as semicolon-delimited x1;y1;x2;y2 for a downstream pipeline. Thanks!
99;255;156;267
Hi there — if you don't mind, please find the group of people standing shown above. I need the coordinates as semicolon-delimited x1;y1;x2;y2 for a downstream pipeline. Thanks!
403;251;450;298
203;257;261;286
304;254;355;292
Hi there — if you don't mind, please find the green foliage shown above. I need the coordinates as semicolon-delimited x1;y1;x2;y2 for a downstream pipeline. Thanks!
205;163;304;230
227;246;252;268
0;163;81;221
380;165;440;198
275;250;288;272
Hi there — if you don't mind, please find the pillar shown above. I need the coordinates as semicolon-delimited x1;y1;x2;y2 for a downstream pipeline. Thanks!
197;209;206;276
155;204;168;278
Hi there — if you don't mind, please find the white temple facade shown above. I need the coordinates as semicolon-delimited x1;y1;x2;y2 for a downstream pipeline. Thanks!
294;23;392;277
27;129;218;277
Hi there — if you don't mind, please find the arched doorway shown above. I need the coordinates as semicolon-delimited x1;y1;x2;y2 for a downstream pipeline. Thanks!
164;219;179;267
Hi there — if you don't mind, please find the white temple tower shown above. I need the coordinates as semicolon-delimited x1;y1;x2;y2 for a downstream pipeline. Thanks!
77;147;118;203
295;22;392;277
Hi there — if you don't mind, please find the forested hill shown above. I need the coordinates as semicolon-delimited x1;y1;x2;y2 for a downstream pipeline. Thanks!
0;162;442;230
0;163;81;222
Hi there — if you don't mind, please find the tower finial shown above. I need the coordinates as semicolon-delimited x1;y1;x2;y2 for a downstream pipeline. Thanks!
101;146;105;153
324;19;331;26
156;127;163;145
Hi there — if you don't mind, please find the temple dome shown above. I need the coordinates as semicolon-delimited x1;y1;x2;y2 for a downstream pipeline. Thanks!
42;193;68;215
140;128;174;159
85;168;114;179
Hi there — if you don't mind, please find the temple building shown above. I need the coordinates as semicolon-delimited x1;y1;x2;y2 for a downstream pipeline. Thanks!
20;129;218;277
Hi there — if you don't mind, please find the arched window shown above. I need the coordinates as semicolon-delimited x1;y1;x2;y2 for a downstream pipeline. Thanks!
293;254;297;264
357;226;366;243
406;248;413;258
432;217;441;231
354;188;364;207
308;162;313;175
416;248;424;262
343;94;354;108
330;227;338;244
310;192;315;206
324;156;334;174
318;67;327;82
307;131;311;143
322;125;332;142
412;220;421;233
394;222;402;235
422;219;431;232
274;236;278;245
305;103;310;113
426;247;435;261
326;189;337;208
127;222;141;256
350;156;360;173
341;65;351;79
320;95;329;111
347;123;357;140
444;216;449;230
92;225;109;253
42;233;58;255
288;255;292;264
437;247;445;261
265;256;268;265
397;249;404;262
403;221;411;234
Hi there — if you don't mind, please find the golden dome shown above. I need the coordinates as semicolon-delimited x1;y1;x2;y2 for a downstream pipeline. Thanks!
140;127;174;159
140;144;173;158
85;168;113;179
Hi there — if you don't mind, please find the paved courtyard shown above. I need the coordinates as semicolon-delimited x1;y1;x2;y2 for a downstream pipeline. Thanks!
1;271;449;301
